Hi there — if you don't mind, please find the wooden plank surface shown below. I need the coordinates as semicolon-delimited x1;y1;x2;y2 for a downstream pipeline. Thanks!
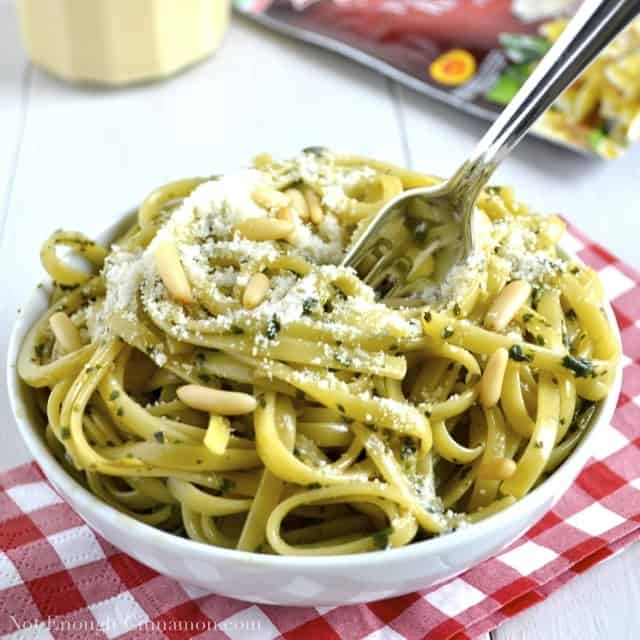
495;544;640;640
0;0;30;467
0;0;28;228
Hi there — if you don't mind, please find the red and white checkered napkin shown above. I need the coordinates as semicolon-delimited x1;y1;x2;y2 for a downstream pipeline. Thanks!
2;223;640;640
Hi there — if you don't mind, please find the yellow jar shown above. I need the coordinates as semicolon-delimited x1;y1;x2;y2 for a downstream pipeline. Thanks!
17;0;230;86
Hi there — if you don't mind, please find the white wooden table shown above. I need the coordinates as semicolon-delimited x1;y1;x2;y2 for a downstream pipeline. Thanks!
1;2;638;638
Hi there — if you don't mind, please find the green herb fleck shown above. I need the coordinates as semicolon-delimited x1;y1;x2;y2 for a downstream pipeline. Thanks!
153;431;165;444
372;526;393;550
570;401;596;432
302;297;318;316
334;351;352;367
587;127;606;151
265;315;281;340
400;437;417;459
508;344;533;362
423;311;432;323
303;146;327;156
414;221;427;243
442;326;454;339
34;343;45;361
220;478;235;494
58;283;79;291
562;355;594;378
531;286;541;310
109;390;120;401
60;427;71;440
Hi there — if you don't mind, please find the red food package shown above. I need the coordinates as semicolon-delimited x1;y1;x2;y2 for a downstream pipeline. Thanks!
234;0;640;158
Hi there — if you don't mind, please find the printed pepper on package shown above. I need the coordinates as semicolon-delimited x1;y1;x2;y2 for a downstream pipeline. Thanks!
234;0;640;159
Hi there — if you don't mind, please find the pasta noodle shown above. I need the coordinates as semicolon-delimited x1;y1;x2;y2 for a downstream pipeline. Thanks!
536;18;640;159
17;149;619;555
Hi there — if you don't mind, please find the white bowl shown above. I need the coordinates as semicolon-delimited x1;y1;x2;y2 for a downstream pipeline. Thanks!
7;216;622;606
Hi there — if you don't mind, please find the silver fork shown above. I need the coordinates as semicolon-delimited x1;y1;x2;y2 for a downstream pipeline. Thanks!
342;0;640;300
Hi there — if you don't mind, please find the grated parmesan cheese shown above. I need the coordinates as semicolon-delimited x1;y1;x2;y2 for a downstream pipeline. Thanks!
495;220;564;283
418;249;486;308
98;150;567;362
102;248;145;325
99;153;401;354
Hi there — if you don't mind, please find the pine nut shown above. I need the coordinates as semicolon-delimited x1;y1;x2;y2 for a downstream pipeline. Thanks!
285;188;309;220
303;187;323;224
479;347;508;408
233;218;294;241
177;385;257;415
49;311;82;353
276;207;298;243
484;280;531;331
242;273;270;309
252;185;289;210
477;456;517;481
153;241;194;305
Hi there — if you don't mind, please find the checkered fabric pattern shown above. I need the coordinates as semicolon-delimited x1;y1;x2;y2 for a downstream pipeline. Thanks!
1;224;639;640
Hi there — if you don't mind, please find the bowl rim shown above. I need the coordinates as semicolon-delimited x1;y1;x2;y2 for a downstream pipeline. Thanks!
6;212;623;570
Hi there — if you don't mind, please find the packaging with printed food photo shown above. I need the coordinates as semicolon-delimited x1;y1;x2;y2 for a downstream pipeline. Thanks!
234;0;640;159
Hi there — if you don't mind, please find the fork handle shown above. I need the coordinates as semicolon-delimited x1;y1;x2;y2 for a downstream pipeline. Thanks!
451;0;640;202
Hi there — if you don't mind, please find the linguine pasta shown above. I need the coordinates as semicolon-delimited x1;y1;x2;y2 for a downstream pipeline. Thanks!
17;150;619;555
